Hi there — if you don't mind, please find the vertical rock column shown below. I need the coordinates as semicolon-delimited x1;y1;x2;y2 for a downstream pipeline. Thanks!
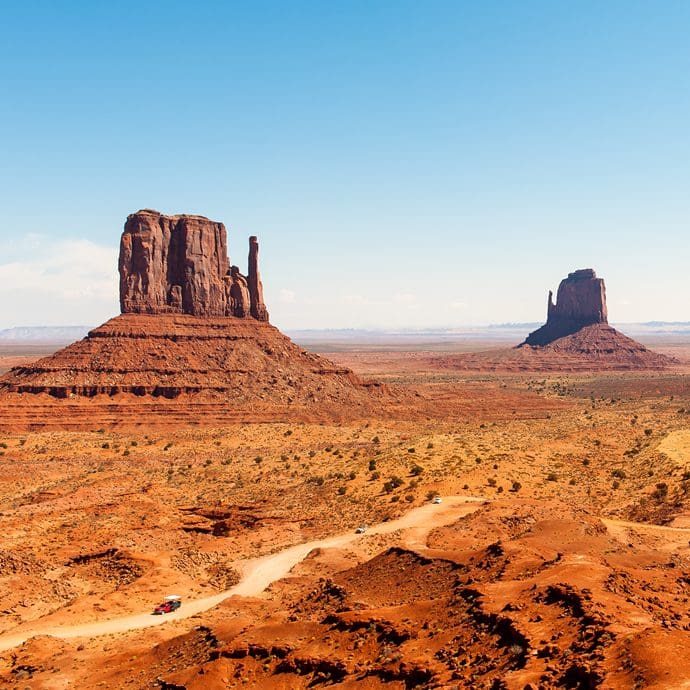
248;236;269;322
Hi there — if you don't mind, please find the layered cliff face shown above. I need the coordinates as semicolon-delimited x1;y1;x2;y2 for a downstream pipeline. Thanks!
525;269;607;346
119;209;268;321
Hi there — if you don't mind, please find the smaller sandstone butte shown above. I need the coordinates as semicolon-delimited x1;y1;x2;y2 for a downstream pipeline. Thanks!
513;267;676;369
430;268;676;372
524;268;607;346
119;209;268;321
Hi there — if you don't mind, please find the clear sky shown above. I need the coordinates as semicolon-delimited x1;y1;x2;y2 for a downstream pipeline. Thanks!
1;1;689;330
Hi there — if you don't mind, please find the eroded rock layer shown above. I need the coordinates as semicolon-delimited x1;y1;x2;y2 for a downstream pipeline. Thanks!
0;314;377;398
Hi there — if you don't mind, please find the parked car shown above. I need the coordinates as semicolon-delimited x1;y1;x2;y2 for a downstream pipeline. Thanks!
355;525;368;534
153;596;182;615
432;496;442;504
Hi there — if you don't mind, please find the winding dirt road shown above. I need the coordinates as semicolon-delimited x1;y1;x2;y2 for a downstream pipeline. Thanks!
0;496;486;653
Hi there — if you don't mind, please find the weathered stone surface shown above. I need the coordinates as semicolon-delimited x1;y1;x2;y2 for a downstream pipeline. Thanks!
119;210;267;320
524;269;608;346
226;266;251;318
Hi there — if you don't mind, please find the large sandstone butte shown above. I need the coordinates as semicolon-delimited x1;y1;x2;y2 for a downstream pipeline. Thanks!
0;210;386;429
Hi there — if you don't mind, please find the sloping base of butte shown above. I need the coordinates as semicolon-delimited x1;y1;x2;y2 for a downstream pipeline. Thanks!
0;314;387;430
435;324;676;373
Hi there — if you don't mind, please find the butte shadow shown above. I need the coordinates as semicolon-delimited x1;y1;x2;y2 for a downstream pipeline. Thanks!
0;210;388;430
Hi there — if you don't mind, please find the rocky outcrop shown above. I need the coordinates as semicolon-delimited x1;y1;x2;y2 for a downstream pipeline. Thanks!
524;269;608;346
119;210;268;321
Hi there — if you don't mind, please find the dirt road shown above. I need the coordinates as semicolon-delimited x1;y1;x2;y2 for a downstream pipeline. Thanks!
0;496;486;652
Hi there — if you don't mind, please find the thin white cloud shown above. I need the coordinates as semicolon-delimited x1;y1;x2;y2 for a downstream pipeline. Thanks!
392;293;418;307
278;288;296;304
0;237;118;327
340;294;371;306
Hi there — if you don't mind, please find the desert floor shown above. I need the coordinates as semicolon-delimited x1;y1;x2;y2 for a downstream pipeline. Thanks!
0;338;689;688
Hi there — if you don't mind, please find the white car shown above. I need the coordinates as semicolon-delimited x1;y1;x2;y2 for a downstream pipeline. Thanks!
432;497;442;504
355;525;368;534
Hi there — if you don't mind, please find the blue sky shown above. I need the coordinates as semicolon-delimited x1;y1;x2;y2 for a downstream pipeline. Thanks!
1;1;689;329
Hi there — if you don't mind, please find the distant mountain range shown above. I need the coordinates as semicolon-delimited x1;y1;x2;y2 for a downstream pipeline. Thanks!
2;322;690;344
0;326;91;342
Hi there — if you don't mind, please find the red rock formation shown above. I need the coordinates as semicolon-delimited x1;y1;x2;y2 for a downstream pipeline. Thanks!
119;210;267;320
248;236;269;322
524;269;608;346
0;209;389;427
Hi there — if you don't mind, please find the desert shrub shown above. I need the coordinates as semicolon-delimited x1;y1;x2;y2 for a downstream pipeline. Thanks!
389;475;405;488
254;456;263;464
348;471;357;480
370;471;381;481
497;486;504;493
487;478;497;487
546;472;558;482
582;458;590;466
569;478;576;485
426;490;439;500
612;468;626;479
427;442;434;449
407;448;416;454
510;481;521;492
337;486;347;495
372;436;380;444
405;494;415;502
653;482;668;501
612;480;620;490
284;429;293;436
644;429;653;436
368;459;377;471
410;464;425;476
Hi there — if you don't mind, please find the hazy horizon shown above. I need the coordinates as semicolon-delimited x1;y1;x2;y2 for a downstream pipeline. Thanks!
2;2;690;330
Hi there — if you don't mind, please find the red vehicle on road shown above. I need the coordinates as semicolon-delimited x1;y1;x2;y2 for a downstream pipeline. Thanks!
153;596;182;615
